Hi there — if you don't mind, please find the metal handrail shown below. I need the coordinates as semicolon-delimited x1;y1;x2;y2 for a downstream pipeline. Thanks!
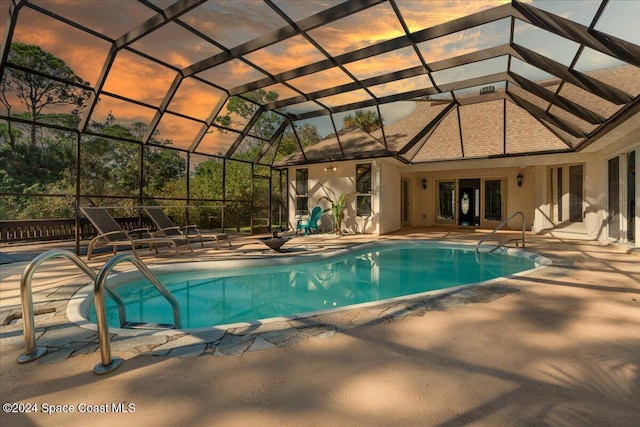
93;254;181;374
17;249;126;364
476;211;526;253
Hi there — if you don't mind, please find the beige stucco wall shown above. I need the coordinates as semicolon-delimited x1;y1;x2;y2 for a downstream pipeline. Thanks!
288;160;380;235
287;124;638;247
401;160;536;231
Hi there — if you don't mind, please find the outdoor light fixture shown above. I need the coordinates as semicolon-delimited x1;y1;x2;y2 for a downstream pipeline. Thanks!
421;178;427;190
324;166;337;172
517;173;523;187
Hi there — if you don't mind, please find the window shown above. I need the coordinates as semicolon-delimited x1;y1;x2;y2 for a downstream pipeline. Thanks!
557;167;563;222
356;163;372;216
295;168;308;216
569;165;583;222
484;180;502;221
549;164;584;224
437;181;455;221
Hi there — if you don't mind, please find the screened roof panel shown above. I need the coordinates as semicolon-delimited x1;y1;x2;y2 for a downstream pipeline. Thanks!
243;35;327;76
396;0;509;34
332;106;380;133
196;127;241;156
154;113;204;150
556;80;622;120
542;120;584;149
307;2;405;56
513;20;581;67
167;78;226;121
374;101;448;152
417;18;511;64
509;58;556;83
90;95;157;132
294;116;335;141
528;0;601;27
178;0;288;49
368;74;433;98
102;50;176;107
342;46;422;80
548;105;597;135
243;84;300;106
195;60;267;91
454;82;507;101
276;101;325;116
2;0;639;167
11;7;111;87
215;97;253;131
128;22;223;69
29;0;158;40
271;0;348;21
316;89;373;109
593;0;640;45
247;111;287;140
287;67;355;93
0;2;8;42
431;56;508;87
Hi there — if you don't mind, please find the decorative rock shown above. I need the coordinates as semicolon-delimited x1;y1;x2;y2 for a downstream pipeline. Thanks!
38;345;76;365
247;335;277;352
110;334;167;352
168;344;206;358
37;324;97;347
213;334;254;356
153;329;225;352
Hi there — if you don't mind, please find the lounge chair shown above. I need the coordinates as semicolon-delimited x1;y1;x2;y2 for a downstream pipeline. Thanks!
80;207;191;260
296;206;322;235
143;206;231;249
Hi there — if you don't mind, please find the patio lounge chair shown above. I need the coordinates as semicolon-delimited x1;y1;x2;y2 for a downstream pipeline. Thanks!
296;206;322;235
80;207;191;260
143;206;231;249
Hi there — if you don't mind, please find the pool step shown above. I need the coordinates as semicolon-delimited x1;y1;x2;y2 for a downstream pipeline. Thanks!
122;321;176;330
488;238;524;253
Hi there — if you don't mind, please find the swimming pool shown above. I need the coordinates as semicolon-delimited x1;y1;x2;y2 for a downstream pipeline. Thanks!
71;241;548;332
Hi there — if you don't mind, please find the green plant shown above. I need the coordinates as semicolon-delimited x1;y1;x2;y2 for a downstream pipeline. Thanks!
318;187;355;235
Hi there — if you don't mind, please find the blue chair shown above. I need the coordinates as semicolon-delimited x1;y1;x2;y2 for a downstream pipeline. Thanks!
296;206;322;235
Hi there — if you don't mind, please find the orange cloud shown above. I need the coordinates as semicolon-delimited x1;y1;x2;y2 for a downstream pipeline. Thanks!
243;35;326;76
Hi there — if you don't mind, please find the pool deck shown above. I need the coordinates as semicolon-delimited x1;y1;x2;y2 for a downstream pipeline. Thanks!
1;228;638;426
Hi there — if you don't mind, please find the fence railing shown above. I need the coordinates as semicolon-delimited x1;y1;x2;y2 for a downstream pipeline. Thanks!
0;217;154;243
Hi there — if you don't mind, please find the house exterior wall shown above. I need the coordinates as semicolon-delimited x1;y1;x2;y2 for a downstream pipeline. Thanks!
286;126;639;249
288;160;381;234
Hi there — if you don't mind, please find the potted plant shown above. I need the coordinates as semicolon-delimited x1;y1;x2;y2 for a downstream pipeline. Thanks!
318;187;355;235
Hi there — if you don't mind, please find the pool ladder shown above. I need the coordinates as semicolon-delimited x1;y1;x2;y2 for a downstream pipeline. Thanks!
476;211;526;253
17;250;181;375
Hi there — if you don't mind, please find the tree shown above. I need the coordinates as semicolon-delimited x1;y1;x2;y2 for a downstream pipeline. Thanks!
342;109;382;133
2;43;90;147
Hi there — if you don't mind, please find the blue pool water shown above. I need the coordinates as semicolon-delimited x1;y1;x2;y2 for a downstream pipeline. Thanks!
88;242;540;329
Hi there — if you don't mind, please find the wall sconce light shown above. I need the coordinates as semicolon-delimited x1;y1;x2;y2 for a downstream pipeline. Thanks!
517;173;523;187
324;166;337;172
421;178;427;190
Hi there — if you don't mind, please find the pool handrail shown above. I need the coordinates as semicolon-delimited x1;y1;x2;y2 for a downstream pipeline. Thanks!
476;211;526;253
17;249;126;364
94;253;181;374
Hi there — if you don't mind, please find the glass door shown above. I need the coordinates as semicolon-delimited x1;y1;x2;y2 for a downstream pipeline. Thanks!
608;157;620;240
401;179;410;227
627;151;636;243
458;179;480;226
